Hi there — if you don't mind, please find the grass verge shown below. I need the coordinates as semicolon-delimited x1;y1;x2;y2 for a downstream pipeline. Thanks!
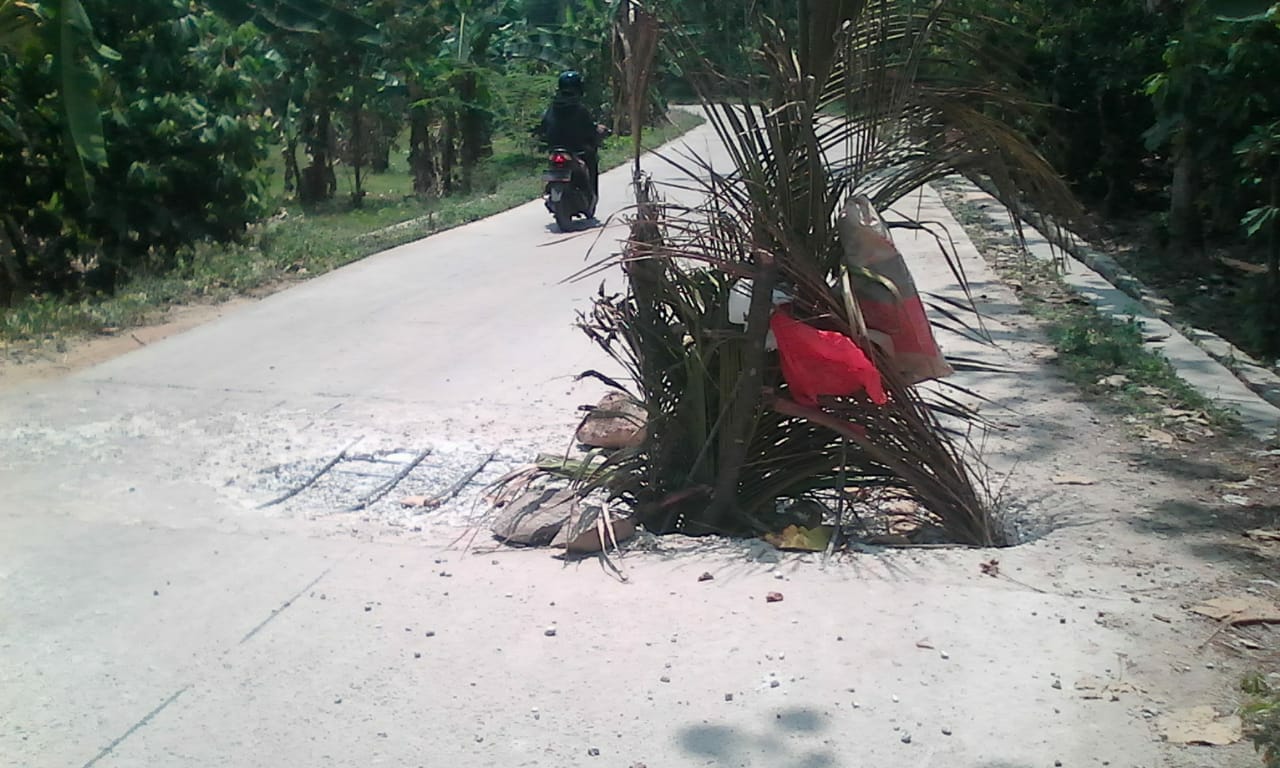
1244;672;1280;768
1;110;704;356
938;183;1240;436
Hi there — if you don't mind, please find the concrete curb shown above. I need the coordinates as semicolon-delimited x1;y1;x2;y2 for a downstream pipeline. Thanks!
963;178;1280;411
939;178;1280;444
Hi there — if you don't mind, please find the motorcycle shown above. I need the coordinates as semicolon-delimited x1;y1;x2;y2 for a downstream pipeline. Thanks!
542;124;611;232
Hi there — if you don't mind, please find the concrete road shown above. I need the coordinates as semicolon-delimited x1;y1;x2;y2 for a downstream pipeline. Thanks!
0;117;1238;768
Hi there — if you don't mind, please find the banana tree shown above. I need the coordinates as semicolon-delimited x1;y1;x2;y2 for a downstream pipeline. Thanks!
428;0;513;194
0;0;116;303
0;0;117;196
202;0;381;42
202;0;384;204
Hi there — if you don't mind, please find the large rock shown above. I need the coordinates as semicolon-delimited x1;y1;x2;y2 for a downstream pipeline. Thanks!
551;505;638;553
576;392;647;449
490;487;575;546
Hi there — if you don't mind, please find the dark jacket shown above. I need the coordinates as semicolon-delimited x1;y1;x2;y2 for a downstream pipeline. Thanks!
537;93;597;153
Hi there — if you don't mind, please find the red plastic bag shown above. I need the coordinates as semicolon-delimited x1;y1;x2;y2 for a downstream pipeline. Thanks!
770;305;887;406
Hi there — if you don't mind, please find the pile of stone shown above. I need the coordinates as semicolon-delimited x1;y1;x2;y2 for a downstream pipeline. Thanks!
488;393;645;553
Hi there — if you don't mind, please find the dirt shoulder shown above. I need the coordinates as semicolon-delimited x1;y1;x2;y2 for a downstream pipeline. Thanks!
0;294;261;393
928;181;1279;766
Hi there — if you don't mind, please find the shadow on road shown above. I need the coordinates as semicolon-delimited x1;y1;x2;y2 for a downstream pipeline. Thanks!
1130;452;1251;483
677;708;837;768
1130;497;1279;576
676;712;1044;768
544;217;602;235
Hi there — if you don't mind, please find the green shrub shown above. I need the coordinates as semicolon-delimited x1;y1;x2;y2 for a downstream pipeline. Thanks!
1244;673;1280;768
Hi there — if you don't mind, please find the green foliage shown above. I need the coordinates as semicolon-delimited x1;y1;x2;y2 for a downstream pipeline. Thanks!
492;66;559;140
0;0;118;198
202;0;382;42
1046;310;1218;415
0;0;269;298
1012;0;1171;213
1145;2;1280;223
1;110;702;346
89;2;271;271
1243;673;1280;768
0;0;672;312
997;0;1280;358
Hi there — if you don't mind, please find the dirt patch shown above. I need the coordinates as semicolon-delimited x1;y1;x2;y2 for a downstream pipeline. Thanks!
0;296;258;393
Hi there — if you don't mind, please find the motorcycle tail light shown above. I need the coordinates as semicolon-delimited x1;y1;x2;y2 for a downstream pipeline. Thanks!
551;152;570;165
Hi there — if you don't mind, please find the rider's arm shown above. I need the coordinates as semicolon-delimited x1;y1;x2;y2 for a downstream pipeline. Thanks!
580;107;599;149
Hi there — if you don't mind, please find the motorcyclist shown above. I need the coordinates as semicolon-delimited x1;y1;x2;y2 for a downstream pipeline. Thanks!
535;70;601;200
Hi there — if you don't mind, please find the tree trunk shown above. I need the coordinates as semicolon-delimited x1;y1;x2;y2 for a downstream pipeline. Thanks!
1098;92;1122;218
408;94;438;196
459;71;484;195
612;1;629;136
1265;174;1280;358
300;107;336;205
1167;128;1202;264
704;252;778;530
350;101;365;207
282;136;301;195
440;110;457;197
371;112;392;173
0;217;28;308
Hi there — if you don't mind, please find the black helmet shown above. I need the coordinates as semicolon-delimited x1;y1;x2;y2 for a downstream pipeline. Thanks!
557;70;584;96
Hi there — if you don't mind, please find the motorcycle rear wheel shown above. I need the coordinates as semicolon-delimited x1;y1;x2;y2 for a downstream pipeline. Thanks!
553;201;573;232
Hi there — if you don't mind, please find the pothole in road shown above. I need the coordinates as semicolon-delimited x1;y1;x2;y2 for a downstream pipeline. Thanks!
251;443;530;527
246;440;1066;552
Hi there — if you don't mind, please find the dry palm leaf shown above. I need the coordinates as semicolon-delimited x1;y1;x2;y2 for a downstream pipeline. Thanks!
569;0;1083;545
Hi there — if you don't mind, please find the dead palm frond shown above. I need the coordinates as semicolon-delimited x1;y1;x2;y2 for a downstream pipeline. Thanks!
573;0;1081;546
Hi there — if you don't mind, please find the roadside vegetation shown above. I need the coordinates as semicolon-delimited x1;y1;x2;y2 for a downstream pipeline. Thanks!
0;0;696;350
0;111;699;347
942;189;1240;436
1005;0;1280;362
1245;673;1280;768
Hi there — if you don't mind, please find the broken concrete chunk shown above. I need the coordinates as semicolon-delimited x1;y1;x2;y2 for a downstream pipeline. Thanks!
576;392;647;449
1189;596;1280;626
1051;473;1096;486
550;508;638;553
1157;706;1242;746
491;487;576;546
